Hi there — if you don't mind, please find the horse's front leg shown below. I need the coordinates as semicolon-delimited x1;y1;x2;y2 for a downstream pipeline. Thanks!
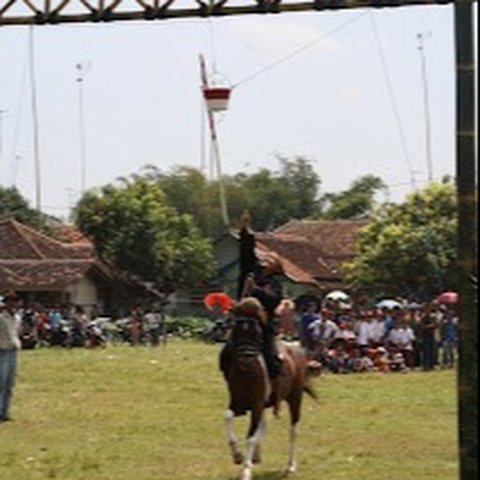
242;410;265;480
252;414;266;464
224;409;244;465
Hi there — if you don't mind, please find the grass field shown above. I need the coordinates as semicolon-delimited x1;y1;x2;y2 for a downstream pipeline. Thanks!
0;340;458;480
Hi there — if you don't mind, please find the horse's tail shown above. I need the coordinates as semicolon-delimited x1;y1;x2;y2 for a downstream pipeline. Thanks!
303;378;319;403
281;340;321;403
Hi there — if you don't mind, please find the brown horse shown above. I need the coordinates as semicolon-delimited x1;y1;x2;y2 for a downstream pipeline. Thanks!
223;305;318;480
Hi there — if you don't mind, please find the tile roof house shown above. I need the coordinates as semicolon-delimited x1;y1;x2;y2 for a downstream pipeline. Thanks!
273;219;369;288
213;218;368;298
0;218;112;313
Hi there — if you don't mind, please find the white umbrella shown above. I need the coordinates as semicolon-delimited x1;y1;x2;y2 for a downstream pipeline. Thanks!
325;290;350;302
376;299;402;310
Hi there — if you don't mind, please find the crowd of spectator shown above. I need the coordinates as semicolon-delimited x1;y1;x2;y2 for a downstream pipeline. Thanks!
276;298;458;374
9;294;460;376
15;303;168;349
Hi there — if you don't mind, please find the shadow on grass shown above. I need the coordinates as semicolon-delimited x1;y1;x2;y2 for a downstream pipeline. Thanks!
226;470;286;480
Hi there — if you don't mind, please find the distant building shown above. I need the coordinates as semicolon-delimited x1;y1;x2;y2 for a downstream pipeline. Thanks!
273;219;369;291
0;218;112;315
213;218;368;299
0;216;369;317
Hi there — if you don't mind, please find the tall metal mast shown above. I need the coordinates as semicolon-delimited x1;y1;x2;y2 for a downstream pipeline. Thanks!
417;32;434;183
29;26;42;211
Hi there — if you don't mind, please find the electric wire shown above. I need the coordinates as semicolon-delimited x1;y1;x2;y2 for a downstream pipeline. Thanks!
208;18;218;75
368;10;417;190
370;12;446;294
232;11;369;90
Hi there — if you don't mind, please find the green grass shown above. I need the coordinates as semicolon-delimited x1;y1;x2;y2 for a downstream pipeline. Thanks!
1;340;458;480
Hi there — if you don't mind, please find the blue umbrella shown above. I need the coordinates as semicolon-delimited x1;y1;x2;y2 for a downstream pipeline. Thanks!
376;299;402;310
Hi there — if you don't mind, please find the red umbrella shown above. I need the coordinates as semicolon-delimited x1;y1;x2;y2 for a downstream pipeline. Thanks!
203;292;234;314
436;291;458;304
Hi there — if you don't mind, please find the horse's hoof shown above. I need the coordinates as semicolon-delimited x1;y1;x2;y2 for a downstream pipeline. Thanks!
233;452;244;465
242;469;253;480
252;447;261;464
284;464;297;475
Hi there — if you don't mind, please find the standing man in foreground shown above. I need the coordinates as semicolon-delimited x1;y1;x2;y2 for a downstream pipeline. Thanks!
0;291;22;423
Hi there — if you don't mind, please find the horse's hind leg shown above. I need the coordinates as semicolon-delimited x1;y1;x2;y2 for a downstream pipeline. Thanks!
224;409;244;465
286;420;299;474
285;396;302;474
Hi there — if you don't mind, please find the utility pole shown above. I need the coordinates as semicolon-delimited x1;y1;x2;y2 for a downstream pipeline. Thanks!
454;2;477;480
0;109;6;178
29;26;42;211
76;61;91;194
417;32;433;183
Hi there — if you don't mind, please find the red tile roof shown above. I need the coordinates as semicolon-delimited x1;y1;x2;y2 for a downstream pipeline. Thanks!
0;219;94;260
51;224;92;245
0;218;110;290
0;264;24;285
251;219;368;288
275;219;368;258
0;260;96;289
255;233;332;284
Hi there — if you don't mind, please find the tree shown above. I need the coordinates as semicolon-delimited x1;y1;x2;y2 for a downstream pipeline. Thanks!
0;186;48;228
237;168;292;230
229;156;322;231
142;164;231;240
319;175;386;220
143;156;323;236
153;166;208;220
0;186;62;235
278;156;322;219
73;176;215;291
344;181;457;299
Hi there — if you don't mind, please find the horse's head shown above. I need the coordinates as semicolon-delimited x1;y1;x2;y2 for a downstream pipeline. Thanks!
230;316;263;353
233;297;266;322
230;297;265;352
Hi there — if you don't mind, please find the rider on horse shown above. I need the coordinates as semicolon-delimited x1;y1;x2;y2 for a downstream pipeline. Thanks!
220;211;284;416
241;256;283;379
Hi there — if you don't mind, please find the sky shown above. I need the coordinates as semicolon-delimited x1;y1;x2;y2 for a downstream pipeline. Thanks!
0;3;476;220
